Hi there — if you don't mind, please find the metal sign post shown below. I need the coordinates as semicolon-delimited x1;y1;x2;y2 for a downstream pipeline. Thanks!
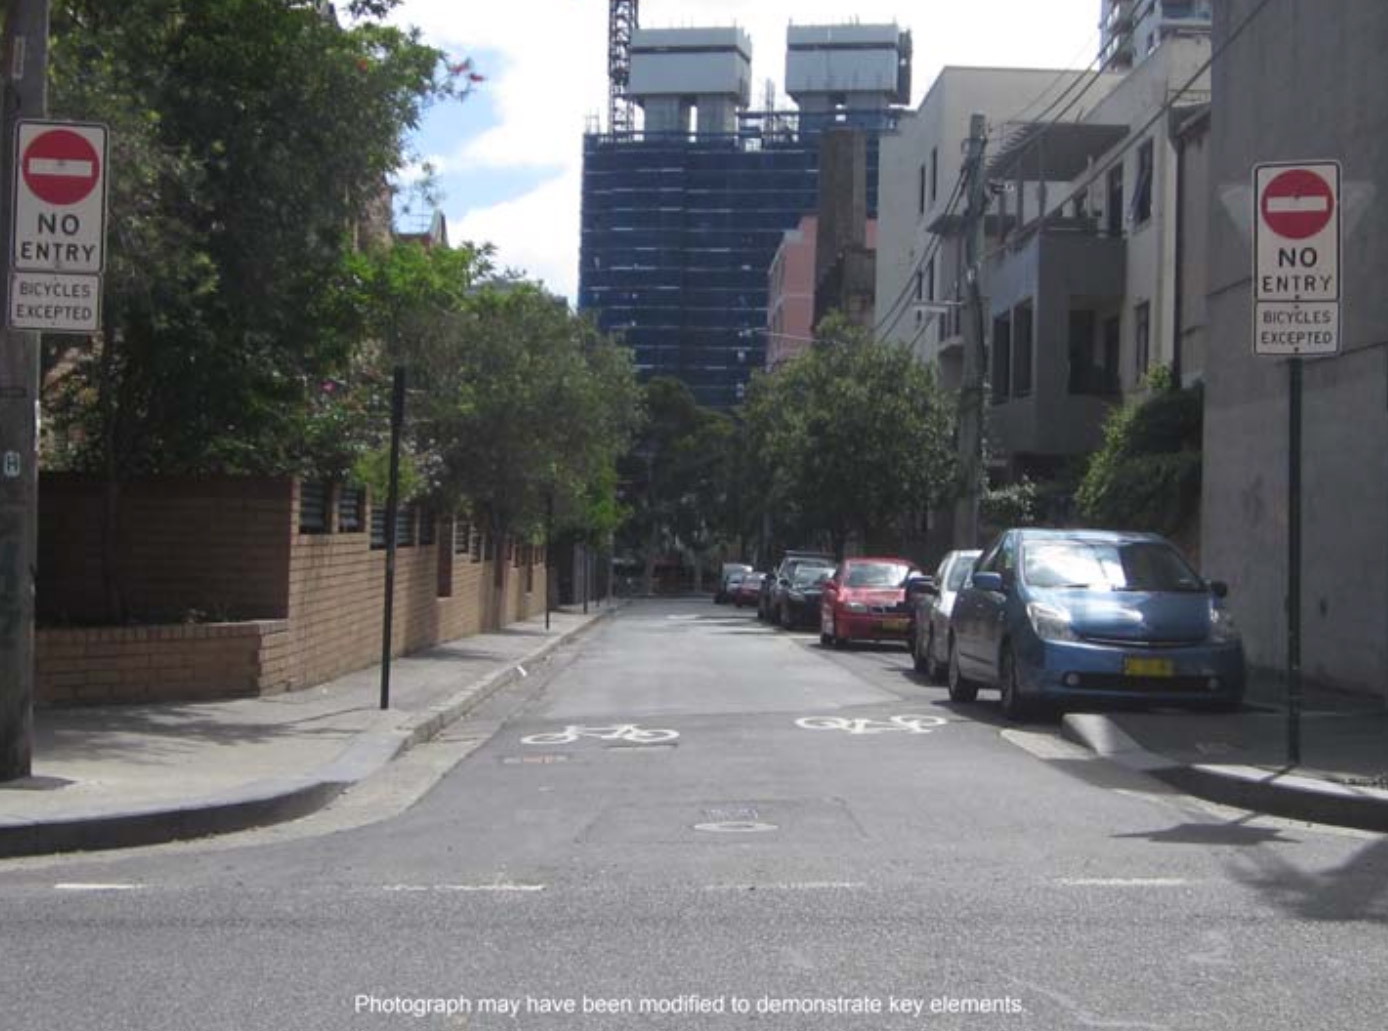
1252;160;1342;766
378;366;406;711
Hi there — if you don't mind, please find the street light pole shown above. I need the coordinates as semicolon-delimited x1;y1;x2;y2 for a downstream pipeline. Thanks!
378;365;406;710
0;0;50;782
954;113;989;549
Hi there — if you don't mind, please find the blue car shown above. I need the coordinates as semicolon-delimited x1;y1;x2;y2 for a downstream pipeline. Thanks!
947;529;1245;720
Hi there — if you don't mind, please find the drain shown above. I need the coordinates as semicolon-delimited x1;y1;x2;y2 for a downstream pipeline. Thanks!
693;820;779;834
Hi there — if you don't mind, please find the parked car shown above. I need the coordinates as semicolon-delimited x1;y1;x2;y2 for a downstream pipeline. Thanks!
767;556;837;626
778;564;834;629
760;557;832;621
759;550;835;622
819;557;921;648
734;571;767;608
715;563;752;604
947;529;1245;720
909;549;982;681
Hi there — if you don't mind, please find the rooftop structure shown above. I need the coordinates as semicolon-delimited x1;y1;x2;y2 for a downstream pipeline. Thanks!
1100;0;1212;71
628;27;752;135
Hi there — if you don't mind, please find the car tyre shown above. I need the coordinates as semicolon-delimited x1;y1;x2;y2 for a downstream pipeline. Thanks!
832;618;849;650
947;637;977;703
780;604;794;630
999;645;1030;722
911;625;930;674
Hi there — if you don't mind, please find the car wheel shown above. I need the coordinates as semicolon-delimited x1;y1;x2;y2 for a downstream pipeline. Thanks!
911;625;929;674
947;637;977;703
999;645;1029;722
780;604;794;630
832;618;848;650
924;628;945;683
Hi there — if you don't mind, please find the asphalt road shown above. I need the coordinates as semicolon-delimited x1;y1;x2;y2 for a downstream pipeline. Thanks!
2;598;1386;1030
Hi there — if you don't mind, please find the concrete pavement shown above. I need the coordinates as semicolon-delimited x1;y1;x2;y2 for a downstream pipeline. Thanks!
0;605;615;858
1062;674;1388;832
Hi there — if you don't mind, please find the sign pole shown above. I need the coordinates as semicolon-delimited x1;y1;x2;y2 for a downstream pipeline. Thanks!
1287;357;1302;765
0;0;50;783
378;365;406;711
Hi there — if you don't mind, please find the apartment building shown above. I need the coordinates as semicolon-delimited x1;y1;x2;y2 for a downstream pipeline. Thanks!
875;67;1122;389
978;35;1210;480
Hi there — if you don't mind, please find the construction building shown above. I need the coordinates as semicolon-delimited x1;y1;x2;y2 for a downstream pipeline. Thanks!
579;16;910;408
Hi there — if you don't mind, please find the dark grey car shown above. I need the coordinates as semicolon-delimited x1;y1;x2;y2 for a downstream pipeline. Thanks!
910;549;981;681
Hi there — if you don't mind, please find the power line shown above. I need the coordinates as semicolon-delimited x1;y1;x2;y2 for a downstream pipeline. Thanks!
984;0;1278;265
872;167;966;340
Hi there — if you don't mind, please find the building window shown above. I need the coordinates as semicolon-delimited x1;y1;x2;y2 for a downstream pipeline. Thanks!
914;270;923;302
929;147;938;204
1068;309;1118;395
1106;162;1124;238
925;258;935;302
1134;301;1151;383
1012;302;1033;398
1131;139;1154;225
991;313;1012;404
918;163;927;215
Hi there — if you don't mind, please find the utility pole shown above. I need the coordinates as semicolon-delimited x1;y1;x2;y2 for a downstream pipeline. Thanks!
0;0;49;782
953;113;988;549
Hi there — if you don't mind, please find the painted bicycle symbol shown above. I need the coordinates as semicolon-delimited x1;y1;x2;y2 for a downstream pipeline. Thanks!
520;724;680;746
795;714;946;736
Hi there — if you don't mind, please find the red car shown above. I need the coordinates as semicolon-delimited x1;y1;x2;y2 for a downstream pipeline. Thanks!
819;557;920;648
734;571;767;608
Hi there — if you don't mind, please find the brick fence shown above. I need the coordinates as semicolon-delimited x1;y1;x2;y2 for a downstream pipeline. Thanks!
36;476;546;705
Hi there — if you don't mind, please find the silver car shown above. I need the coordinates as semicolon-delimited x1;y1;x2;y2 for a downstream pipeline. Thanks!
909;549;982;682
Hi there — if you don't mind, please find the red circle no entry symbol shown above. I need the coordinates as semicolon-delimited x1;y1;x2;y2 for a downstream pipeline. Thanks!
22;129;101;206
1261;168;1335;240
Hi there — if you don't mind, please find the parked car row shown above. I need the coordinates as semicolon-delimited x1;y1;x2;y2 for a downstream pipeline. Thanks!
720;528;1247;721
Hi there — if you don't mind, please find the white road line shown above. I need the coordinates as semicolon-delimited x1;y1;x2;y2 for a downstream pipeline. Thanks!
382;884;545;893
703;881;865;892
53;882;143;892
1056;877;1189;887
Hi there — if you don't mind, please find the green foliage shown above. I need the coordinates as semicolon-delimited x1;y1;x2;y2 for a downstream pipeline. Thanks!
1077;373;1203;534
45;0;460;476
982;477;1039;530
740;314;958;556
350;444;425;503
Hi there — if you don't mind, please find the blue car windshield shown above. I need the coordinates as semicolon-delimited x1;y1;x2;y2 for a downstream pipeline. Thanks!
1022;541;1205;592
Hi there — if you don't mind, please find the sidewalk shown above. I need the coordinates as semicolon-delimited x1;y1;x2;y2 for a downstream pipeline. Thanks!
1062;674;1388;832
0;605;615;859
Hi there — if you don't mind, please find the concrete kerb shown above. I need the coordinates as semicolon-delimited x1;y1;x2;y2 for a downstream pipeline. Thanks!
0;606;619;859
1061;712;1388;834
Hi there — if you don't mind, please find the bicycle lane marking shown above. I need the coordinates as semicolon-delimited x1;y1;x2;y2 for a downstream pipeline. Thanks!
794;714;948;736
519;724;681;746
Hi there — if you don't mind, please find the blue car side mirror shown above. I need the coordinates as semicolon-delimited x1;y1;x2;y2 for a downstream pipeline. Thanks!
972;571;1005;593
1209;579;1229;599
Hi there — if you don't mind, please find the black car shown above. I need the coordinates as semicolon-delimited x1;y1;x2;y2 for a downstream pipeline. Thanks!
778;565;834;629
758;551;836;622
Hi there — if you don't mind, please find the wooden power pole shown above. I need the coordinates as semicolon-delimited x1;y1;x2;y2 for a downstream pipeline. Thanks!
0;0;49;781
953;113;988;549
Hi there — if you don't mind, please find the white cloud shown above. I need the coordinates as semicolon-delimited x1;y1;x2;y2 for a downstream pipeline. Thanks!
389;1;1102;302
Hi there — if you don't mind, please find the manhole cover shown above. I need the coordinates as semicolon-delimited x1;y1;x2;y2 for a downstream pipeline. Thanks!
693;820;779;834
501;754;572;765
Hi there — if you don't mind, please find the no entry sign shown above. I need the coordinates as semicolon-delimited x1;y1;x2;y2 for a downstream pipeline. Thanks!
11;120;108;275
1253;160;1341;356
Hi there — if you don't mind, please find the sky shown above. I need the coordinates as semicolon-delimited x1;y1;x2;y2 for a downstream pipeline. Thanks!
385;1;1106;303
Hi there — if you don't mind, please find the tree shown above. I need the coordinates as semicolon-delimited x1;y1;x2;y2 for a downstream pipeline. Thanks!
44;0;460;476
741;315;958;559
1077;365;1203;538
618;378;738;592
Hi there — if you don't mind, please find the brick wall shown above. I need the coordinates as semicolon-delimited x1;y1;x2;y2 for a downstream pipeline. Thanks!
38;474;292;624
37;621;290;705
35;477;549;704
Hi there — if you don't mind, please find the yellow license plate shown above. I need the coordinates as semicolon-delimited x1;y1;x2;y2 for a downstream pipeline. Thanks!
1124;656;1174;677
880;618;909;632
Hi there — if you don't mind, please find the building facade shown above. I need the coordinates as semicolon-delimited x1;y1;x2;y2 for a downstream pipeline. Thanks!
579;24;908;409
1201;0;1388;697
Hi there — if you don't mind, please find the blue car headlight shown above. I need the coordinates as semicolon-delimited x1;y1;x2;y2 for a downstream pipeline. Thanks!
1027;601;1079;642
1209;603;1241;643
